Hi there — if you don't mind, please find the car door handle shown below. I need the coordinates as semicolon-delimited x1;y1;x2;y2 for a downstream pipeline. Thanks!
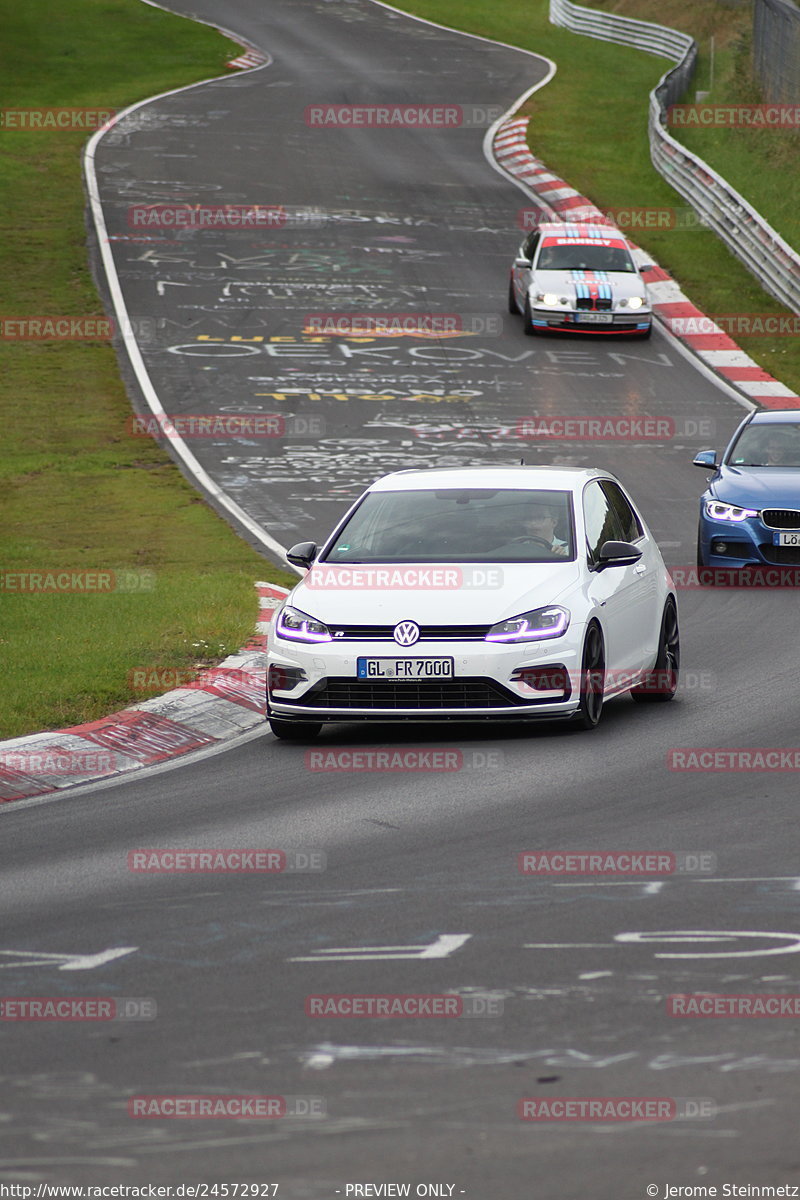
633;563;647;575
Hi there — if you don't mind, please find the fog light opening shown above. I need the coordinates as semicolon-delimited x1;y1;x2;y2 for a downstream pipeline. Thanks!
511;665;571;700
268;664;308;692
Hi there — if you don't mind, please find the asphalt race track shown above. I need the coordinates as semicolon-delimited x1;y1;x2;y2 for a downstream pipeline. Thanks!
3;0;800;1194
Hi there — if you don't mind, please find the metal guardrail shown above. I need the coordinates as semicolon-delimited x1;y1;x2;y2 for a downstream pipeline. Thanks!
549;0;800;314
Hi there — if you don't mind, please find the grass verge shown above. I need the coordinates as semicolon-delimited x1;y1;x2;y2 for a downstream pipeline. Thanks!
0;0;296;741
389;0;799;394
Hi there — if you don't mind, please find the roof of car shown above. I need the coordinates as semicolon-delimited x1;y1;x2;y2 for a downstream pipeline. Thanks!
368;466;613;492
748;409;800;425
535;221;627;241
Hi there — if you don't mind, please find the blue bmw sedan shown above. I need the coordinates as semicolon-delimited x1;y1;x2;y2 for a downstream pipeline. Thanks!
694;409;800;567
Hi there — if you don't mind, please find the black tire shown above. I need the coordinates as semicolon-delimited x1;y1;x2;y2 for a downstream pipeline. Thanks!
573;623;605;730
523;297;538;336
631;600;680;703
696;528;706;567
508;275;520;315
268;717;322;740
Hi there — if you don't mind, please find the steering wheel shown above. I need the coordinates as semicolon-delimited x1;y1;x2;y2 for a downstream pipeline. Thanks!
508;535;553;549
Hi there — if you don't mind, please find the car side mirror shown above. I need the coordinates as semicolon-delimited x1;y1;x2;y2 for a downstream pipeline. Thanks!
286;541;318;569
638;262;654;271
692;449;718;469
514;257;532;268
595;540;643;570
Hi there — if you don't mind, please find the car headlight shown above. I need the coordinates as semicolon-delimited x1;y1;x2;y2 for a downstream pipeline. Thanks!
486;605;570;643
535;292;561;306
627;296;645;310
704;500;758;523
275;604;332;643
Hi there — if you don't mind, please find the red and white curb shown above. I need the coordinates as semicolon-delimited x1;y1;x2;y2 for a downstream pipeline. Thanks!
226;47;268;70
493;117;800;410
0;583;290;804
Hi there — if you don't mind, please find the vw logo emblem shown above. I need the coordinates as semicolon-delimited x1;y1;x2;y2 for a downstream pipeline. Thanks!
393;620;420;647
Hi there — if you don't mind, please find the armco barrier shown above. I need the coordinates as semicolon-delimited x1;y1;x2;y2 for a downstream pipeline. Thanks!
549;0;800;315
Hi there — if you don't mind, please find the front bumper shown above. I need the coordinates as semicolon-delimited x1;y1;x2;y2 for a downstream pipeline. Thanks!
529;306;651;335
267;636;583;722
699;513;800;567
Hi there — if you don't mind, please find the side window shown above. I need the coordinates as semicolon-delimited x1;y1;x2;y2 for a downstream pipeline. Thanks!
583;481;624;562
522;231;540;261
600;480;643;543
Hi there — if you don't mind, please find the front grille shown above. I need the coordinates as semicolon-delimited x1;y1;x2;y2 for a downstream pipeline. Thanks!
285;677;527;710
761;509;800;530
575;295;613;311
328;624;491;642
759;544;800;564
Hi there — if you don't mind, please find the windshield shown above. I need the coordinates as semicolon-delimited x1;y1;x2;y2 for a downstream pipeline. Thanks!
536;243;635;273
728;423;800;467
322;488;575;564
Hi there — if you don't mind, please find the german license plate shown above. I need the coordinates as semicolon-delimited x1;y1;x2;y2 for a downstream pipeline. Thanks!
578;312;614;324
774;530;800;546
357;657;454;679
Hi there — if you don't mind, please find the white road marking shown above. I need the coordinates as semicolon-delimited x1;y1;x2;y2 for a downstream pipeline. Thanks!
554;876;800;887
554;881;667;887
524;943;618;949
58;947;138;971
0;947;137;971
615;930;800;959
289;933;471;962
526;930;800;958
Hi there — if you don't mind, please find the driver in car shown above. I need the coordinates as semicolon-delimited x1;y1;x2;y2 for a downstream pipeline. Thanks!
518;504;569;556
761;432;799;466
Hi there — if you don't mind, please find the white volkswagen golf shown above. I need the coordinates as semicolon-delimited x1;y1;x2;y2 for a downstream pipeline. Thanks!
266;467;679;738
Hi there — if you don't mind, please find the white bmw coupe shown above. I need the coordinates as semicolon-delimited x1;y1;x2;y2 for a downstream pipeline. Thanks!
509;222;652;338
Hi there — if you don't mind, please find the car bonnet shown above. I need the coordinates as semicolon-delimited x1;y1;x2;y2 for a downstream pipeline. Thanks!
287;560;583;627
533;268;645;304
711;465;800;508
